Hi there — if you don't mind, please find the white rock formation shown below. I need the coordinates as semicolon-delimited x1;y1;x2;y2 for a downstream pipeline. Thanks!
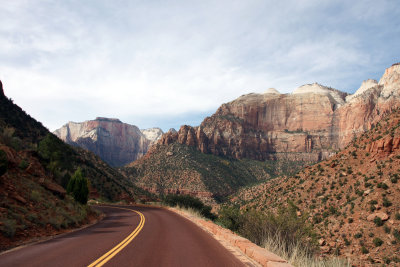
292;83;347;105
141;127;164;143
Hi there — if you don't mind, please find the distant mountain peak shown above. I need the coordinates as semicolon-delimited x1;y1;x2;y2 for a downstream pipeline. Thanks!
263;88;280;94
95;117;122;123
54;118;163;166
140;127;164;143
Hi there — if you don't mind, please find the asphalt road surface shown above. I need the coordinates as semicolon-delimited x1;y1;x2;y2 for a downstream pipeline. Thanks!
0;205;245;267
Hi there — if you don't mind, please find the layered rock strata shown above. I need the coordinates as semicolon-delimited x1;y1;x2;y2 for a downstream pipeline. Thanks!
158;64;400;162
54;118;163;166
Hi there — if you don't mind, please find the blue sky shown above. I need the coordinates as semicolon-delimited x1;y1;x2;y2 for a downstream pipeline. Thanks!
0;0;399;132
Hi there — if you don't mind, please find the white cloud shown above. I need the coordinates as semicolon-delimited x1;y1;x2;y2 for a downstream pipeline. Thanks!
0;0;399;131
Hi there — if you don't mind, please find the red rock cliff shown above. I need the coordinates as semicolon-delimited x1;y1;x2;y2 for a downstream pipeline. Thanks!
158;64;400;162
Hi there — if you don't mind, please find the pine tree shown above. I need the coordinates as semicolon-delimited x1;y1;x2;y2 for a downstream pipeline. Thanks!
67;168;89;204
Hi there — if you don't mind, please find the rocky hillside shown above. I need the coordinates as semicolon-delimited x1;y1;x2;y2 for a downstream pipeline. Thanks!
230;108;400;265
160;63;400;164
54;119;163;166
0;143;97;251
122;142;305;204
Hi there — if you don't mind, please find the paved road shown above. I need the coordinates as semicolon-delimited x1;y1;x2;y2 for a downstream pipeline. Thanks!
0;205;244;267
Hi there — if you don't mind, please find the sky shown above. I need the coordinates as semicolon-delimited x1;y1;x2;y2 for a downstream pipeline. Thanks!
1;0;400;132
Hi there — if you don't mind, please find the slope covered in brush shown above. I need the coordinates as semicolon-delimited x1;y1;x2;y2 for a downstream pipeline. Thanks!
230;108;400;265
122;142;305;203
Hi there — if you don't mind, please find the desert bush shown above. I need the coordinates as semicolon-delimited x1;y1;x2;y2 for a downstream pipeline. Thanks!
384;225;391;234
382;197;392;207
374;216;384;226
163;194;216;220
18;159;29;170
0;219;16;237
361;246;369;254
377;182;388;190
218;202;317;257
373;237;383;247
30;190;42;202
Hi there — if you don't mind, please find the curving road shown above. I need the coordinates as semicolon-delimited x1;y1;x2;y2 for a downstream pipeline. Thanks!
0;205;245;267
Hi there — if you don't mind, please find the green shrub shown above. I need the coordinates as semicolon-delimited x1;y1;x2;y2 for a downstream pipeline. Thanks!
163;194;216;220
18;159;29;170
218;203;317;257
217;205;242;231
383;197;392;207
374;216;384;226
30;190;42;202
354;233;362;238
361;246;369;254
0;219;16;237
67;168;89;205
377;182;389;190
373;237;383;247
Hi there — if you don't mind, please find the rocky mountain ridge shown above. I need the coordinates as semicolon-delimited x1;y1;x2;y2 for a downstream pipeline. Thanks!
54;118;163;167
158;63;400;164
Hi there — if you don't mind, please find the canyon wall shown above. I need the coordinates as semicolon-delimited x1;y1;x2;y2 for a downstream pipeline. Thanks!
54;118;163;166
158;63;400;162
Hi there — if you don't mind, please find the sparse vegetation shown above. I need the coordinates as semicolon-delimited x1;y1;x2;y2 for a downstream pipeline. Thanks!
217;203;318;261
373;237;383;247
373;216;384;227
163;194;216;220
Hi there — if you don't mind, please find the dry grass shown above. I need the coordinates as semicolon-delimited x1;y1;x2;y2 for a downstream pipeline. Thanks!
173;206;207;219
262;233;351;267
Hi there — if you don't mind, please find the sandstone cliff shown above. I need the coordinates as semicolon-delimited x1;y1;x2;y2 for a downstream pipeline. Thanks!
140;127;164;144
54;118;162;166
158;63;400;162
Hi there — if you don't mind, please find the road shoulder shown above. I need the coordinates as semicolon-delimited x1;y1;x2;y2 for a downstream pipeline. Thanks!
168;207;293;267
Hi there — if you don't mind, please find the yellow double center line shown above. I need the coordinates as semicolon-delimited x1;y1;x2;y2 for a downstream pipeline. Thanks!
88;206;145;267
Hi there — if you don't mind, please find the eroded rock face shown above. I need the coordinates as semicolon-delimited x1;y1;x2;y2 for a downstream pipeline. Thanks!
140;128;164;144
54;118;157;166
158;64;400;162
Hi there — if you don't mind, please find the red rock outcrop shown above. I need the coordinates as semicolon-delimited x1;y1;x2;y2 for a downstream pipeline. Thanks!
157;64;400;162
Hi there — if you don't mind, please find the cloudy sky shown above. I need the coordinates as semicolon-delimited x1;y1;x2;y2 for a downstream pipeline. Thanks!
1;0;399;132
